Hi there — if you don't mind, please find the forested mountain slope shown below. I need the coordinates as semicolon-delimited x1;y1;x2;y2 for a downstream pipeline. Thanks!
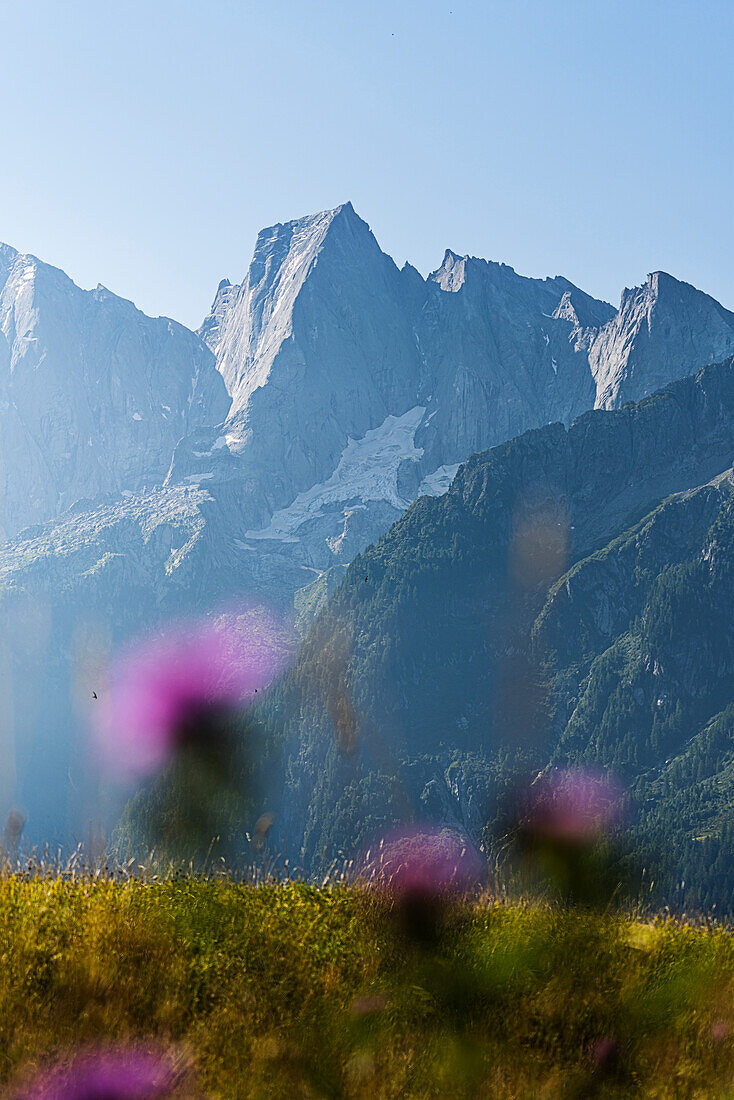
262;357;734;906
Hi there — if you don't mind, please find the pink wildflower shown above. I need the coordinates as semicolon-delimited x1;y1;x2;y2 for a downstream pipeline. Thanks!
96;608;288;778
366;827;484;943
372;827;483;899
22;1046;173;1099
526;770;622;844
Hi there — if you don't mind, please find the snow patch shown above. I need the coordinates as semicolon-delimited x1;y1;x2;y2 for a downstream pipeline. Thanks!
245;406;427;542
132;412;143;421
418;463;460;497
224;431;246;453
183;473;215;485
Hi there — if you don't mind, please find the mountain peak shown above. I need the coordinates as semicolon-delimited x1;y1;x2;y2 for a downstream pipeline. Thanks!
553;286;616;330
323;200;376;244
332;199;357;219
646;270;697;300
0;241;19;267
243;202;373;293
614;271;734;321
432;249;468;291
648;269;675;288
592;272;734;409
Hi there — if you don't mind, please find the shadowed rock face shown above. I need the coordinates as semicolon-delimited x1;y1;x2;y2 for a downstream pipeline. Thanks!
0;243;229;541
589;271;734;409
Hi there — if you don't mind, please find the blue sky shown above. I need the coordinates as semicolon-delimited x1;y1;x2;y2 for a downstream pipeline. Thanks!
0;0;731;328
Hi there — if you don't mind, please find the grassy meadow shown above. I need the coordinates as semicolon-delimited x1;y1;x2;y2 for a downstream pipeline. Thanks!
0;875;733;1097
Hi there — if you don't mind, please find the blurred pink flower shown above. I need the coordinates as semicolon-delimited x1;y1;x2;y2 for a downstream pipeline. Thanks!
22;1045;173;1099
96;608;289;777
527;769;622;844
711;1019;731;1043
369;826;483;899
366;827;484;944
589;1035;619;1073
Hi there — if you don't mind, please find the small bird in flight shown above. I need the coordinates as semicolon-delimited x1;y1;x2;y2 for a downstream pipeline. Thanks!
92;691;98;700
364;576;368;582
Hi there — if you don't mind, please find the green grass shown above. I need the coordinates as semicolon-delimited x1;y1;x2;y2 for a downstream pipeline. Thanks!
1;877;733;1097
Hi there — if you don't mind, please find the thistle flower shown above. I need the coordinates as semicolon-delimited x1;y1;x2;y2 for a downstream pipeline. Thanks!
373;827;483;895
589;1035;620;1077
510;769;627;907
21;1046;174;1099
711;1019;731;1043
367;827;483;944
96;608;288;778
524;769;622;845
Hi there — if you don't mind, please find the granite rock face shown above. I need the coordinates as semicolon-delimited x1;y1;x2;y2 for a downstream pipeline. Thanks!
5;204;733;578
589;271;734;409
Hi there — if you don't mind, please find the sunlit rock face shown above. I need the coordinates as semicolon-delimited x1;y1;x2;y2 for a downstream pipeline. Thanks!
196;203;425;534
199;204;612;536
589;271;734;409
4;204;734;579
0;243;229;541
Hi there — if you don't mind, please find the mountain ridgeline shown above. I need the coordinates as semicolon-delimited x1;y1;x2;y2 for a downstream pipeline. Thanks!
261;357;734;908
192;204;734;573
2;203;734;872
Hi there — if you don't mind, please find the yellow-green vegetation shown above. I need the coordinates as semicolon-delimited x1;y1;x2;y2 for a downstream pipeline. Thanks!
0;877;733;1097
